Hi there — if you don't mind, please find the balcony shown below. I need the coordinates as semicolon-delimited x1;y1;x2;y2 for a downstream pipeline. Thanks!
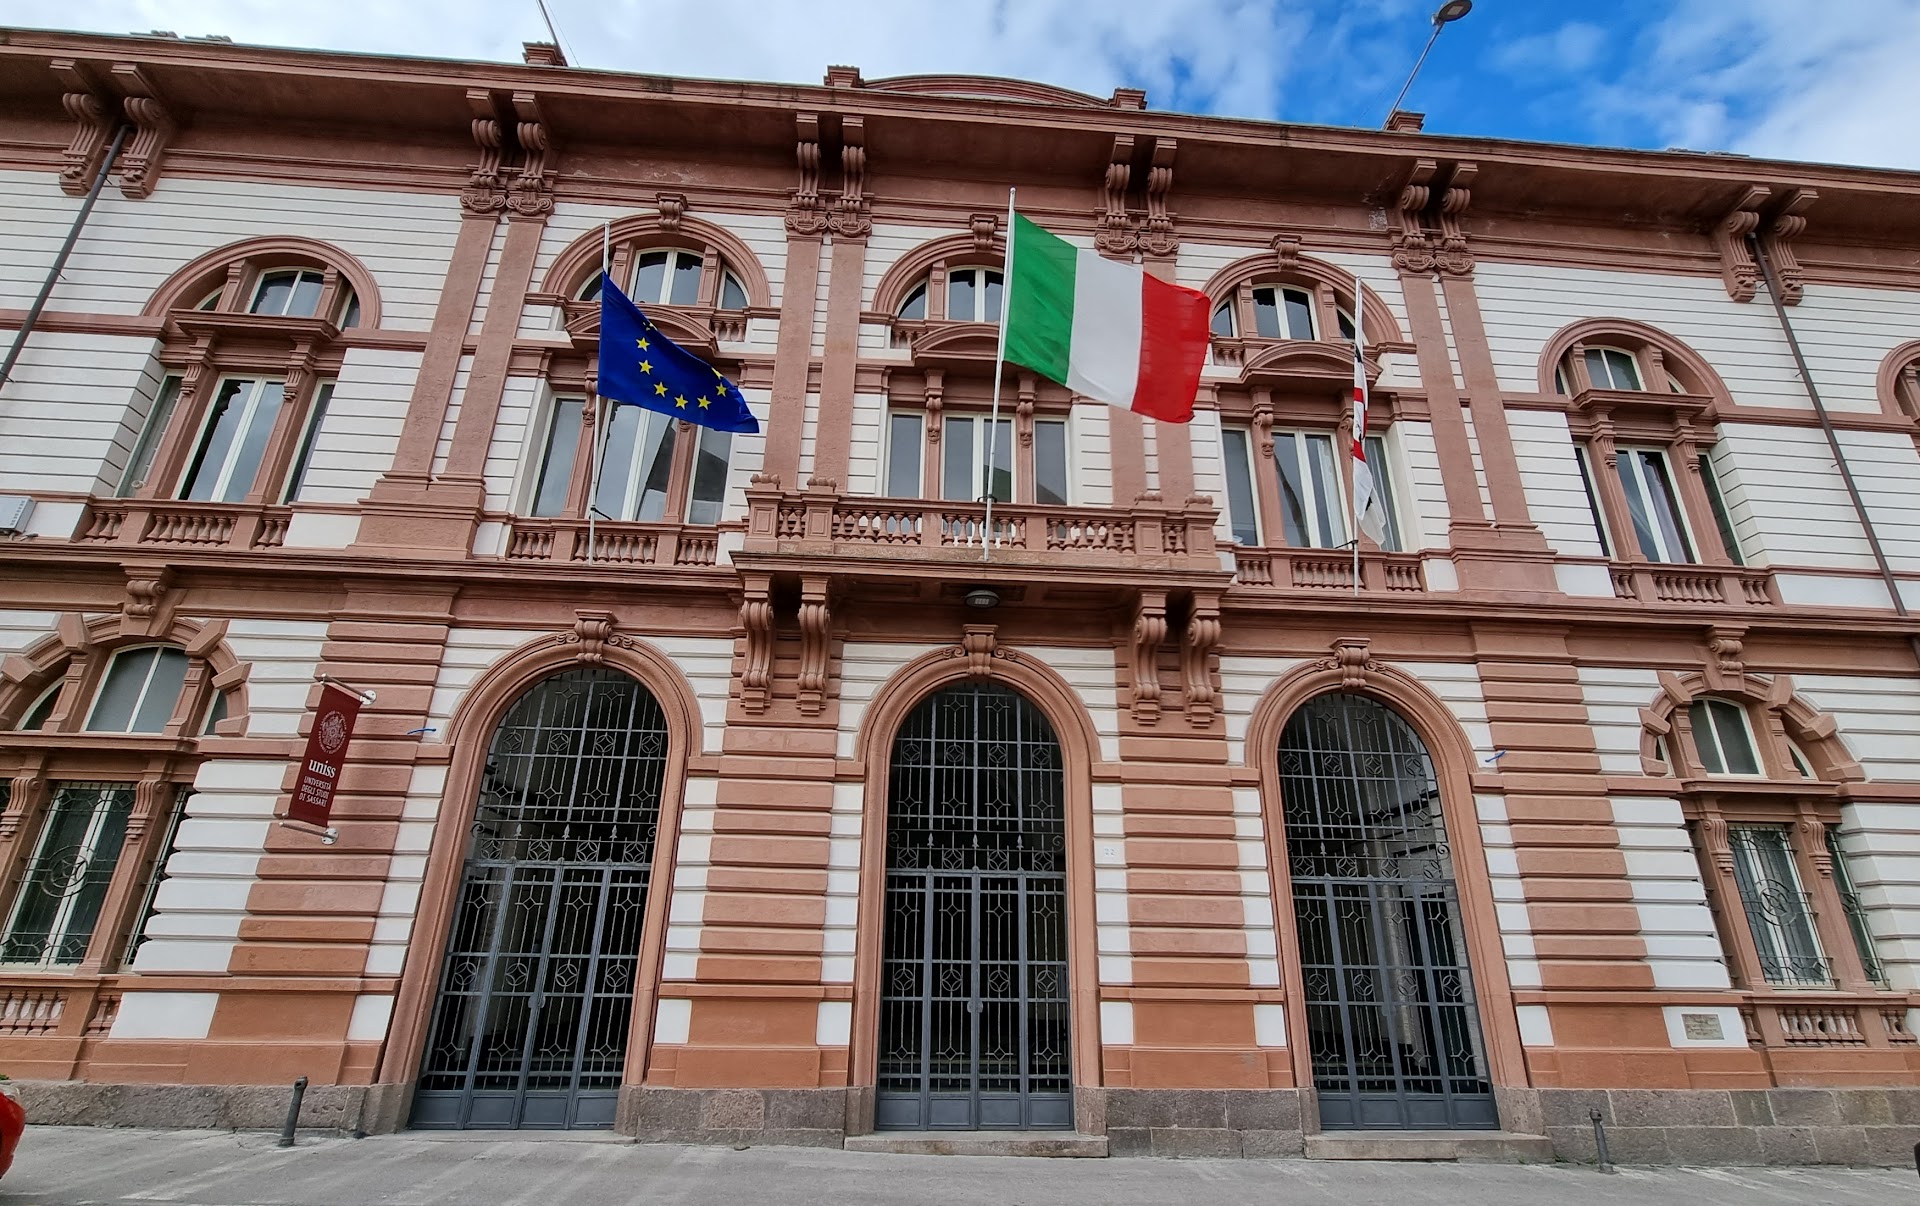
1609;562;1776;607
76;499;291;552
500;517;725;568
738;482;1227;582
1231;547;1426;593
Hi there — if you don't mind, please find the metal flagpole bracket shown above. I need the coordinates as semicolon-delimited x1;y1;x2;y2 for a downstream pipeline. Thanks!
316;674;376;705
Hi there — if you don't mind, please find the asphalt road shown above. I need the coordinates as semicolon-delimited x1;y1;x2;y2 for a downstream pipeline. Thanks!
2;1127;1915;1206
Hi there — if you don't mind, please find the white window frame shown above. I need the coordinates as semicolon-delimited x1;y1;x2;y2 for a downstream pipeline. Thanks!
1032;416;1072;506
118;375;184;498
1272;429;1348;549
1361;432;1404;552
16;682;61;732
1583;346;1643;391
0;782;136;968
945;266;1004;323
526;393;586;518
882;411;925;498
178;376;287;503
595;405;679;522
282;380;336;503
630;249;705;307
1698;449;1745;565
941;414;1014;503
1726;824;1831;988
1219;426;1261;546
1689;697;1763;777
684;426;733;526
85;645;190;735
1573;444;1613;557
249;269;326;318
1615;445;1695;564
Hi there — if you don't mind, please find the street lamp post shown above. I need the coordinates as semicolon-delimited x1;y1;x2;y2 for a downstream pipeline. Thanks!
1383;0;1473;128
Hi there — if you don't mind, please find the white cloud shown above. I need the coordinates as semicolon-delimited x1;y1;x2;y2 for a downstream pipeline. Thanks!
1490;20;1606;74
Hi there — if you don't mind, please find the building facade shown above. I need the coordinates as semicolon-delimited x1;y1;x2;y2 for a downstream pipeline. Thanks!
2;28;1920;1163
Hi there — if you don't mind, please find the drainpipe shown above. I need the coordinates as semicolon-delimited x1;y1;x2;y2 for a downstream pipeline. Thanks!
1749;235;1920;670
0;123;131;394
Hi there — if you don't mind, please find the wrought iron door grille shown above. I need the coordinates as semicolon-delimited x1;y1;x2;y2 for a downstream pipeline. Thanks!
1280;693;1495;1130
878;684;1071;1130
416;668;667;1130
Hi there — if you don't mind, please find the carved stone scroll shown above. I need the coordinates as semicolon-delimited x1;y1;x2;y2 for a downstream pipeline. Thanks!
961;625;998;679
1390;159;1437;273
55;74;116;195
657;192;687;233
796;576;830;715
1760;188;1816;305
970;212;999;255
1181;594;1222;727
1712;185;1770;303
787;113;827;237
462;90;508;214
114;83;176;199
509;92;554;217
828;116;871;239
1095;134;1136;255
1434;162;1476;275
1142;138;1177;257
1130;590;1167;723
739;575;773;714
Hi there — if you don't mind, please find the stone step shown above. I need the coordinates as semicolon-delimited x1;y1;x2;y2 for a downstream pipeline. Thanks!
843;1131;1109;1158
1305;1130;1556;1162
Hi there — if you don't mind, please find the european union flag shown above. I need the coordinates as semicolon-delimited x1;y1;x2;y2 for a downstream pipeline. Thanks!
596;271;759;433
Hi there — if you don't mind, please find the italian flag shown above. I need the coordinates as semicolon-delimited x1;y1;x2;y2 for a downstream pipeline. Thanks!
1003;213;1210;423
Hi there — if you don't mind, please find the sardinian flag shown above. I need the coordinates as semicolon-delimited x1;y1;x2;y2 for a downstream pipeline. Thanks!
1351;318;1388;545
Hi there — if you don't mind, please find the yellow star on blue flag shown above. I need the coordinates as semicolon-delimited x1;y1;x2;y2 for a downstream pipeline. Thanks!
595;272;758;433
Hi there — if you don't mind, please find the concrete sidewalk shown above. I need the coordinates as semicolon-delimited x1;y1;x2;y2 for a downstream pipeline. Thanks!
4;1127;1915;1206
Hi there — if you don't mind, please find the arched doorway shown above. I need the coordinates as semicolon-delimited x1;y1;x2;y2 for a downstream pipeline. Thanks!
1279;692;1495;1130
876;682;1071;1131
413;667;669;1130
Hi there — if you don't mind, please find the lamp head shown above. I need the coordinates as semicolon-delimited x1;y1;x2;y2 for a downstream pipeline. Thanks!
964;587;1000;611
1434;0;1472;24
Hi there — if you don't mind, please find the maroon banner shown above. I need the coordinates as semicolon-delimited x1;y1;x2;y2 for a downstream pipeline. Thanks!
288;682;362;828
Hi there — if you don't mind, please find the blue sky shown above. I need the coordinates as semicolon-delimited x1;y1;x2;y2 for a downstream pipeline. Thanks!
11;0;1920;170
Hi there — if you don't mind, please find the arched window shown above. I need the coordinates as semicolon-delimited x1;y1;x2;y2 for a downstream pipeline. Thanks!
1210;286;1354;342
576;248;750;313
1276;691;1494;1130
114;240;375;514
0;622;244;971
1545;323;1745;570
1647;680;1888;997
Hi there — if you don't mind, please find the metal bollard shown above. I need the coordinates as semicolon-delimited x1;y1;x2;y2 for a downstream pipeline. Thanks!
1589;1107;1614;1174
278;1076;309;1148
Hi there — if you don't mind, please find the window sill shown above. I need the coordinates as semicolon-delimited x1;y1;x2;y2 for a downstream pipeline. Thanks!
1608;561;1775;606
1738;990;1919;1049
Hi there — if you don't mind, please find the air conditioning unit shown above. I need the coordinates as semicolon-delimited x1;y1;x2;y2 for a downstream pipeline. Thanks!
0;496;35;536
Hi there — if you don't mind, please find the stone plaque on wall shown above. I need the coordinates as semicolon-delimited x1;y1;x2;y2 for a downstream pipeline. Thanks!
1681;1013;1724;1041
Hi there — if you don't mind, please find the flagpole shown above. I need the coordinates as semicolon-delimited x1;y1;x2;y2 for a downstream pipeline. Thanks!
1350;266;1365;597
982;186;1016;562
589;221;611;565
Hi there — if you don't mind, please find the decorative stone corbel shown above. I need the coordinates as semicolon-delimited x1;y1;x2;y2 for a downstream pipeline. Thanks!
1704;625;1746;689
564;609;618;664
1270;234;1302;276
112;63;176;200
121;564;172;637
1129;590;1167;723
786;113;828;238
1434;162;1476;275
924;369;945;448
508;92;554;217
796;575;831;715
1711;185;1770;303
1759;188;1816;305
1095;134;1137;256
739;575;774;714
1181;594;1222;726
970;212;999;255
1251;387;1275;457
1141;138;1177;258
52;60;116;196
462;90;508;215
1390;160;1437;273
657;192;687;233
1327;636;1376;690
127;776;168;842
1016;373;1036;447
1698;812;1734;874
1798;813;1833;879
828;116;871;239
1;773;44;842
957;624;997;679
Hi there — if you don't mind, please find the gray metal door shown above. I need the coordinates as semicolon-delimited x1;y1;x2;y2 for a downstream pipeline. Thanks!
414;667;667;1130
1280;692;1496;1130
876;684;1071;1131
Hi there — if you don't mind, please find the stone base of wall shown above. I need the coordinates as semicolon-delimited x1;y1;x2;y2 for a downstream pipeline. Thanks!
9;1080;410;1135
1100;1088;1307;1158
616;1086;850;1147
1530;1087;1920;1166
